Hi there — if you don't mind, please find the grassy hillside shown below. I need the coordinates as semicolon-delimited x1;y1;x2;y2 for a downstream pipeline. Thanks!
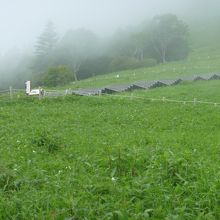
65;45;220;90
0;80;220;219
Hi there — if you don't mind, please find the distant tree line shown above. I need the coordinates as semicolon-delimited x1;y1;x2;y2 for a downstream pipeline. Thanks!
0;14;189;88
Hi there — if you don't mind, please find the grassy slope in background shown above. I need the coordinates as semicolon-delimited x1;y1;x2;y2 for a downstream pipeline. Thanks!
61;45;220;90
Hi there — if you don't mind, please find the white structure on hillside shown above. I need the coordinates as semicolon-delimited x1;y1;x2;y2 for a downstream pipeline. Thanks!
25;81;43;96
25;81;31;94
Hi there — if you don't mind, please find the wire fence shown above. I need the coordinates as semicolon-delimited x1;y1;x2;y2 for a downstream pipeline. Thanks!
1;83;220;108
0;88;25;102
101;93;220;107
0;89;25;93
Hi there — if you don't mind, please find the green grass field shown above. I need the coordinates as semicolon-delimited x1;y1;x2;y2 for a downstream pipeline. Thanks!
1;80;220;219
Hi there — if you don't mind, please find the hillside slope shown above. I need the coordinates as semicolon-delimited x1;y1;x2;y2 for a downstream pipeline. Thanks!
66;45;220;90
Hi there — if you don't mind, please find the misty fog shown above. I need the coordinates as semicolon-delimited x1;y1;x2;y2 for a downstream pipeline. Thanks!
1;0;219;53
0;0;220;88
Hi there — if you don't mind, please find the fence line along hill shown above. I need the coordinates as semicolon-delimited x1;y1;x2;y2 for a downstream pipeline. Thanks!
1;72;220;99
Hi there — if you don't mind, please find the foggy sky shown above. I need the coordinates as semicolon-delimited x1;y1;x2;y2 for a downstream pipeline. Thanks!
0;0;219;54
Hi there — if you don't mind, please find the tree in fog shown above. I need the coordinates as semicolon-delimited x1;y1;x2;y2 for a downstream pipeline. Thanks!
53;29;98;81
0;49;33;89
130;31;152;60
33;21;58;73
35;21;57;57
151;14;189;63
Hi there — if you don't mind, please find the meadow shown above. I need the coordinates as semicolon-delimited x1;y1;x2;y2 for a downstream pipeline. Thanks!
0;80;220;219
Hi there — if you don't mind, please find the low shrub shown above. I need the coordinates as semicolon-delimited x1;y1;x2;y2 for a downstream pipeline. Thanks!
31;130;64;153
40;65;74;87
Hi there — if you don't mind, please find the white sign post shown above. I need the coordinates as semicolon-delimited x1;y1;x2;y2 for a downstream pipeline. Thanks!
25;81;31;95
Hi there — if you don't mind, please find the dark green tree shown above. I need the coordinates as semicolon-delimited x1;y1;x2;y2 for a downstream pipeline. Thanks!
40;65;73;87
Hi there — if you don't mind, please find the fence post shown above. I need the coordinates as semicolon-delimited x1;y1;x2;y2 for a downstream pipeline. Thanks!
194;98;197;105
39;87;42;100
9;86;13;100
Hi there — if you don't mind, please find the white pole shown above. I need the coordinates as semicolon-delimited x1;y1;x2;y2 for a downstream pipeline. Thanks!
25;81;31;95
39;87;42;100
